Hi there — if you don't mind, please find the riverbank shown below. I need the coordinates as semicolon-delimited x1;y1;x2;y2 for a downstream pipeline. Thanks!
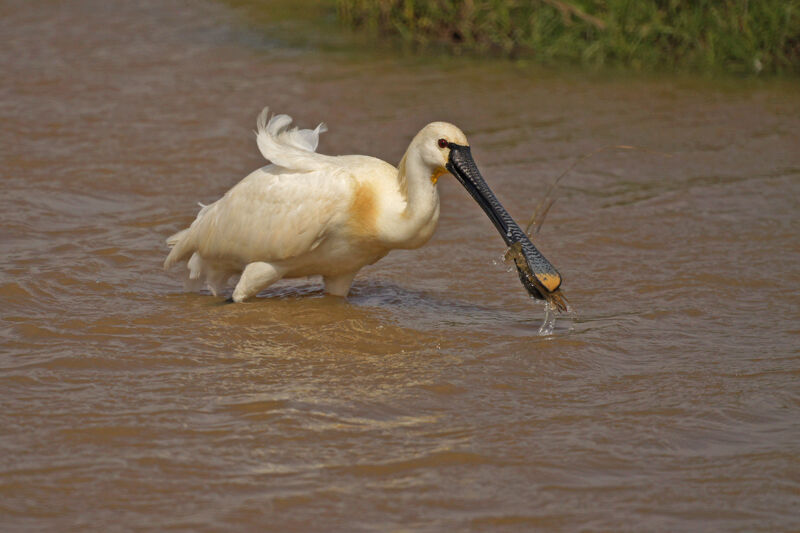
338;0;800;75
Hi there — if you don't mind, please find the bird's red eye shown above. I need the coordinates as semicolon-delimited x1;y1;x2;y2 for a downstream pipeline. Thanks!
437;138;448;149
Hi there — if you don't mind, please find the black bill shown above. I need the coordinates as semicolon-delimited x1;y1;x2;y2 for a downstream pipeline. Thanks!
446;143;568;312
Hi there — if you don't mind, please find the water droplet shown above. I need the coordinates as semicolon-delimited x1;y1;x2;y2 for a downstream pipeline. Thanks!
538;300;556;336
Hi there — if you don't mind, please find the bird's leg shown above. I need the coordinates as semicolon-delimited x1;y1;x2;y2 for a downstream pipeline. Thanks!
232;262;283;302
323;271;358;297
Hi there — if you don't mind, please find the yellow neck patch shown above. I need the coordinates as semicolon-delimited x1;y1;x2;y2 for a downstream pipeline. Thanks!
430;167;448;185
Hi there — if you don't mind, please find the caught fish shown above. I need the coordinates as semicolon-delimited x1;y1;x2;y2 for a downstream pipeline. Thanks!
504;242;568;312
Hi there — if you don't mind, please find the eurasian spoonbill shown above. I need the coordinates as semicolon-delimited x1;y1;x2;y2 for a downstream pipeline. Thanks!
164;108;564;307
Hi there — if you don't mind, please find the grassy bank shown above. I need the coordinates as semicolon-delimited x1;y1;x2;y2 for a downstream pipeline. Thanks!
337;0;800;75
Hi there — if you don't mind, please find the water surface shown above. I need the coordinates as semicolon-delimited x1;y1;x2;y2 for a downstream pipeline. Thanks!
1;1;799;531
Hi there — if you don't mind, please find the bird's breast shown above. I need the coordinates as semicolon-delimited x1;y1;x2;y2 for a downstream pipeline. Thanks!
347;180;380;239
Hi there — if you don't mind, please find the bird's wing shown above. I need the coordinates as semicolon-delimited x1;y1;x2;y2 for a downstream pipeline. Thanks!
164;165;354;269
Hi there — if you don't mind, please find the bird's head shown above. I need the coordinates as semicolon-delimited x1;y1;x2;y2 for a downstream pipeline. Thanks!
412;122;469;183
411;121;567;309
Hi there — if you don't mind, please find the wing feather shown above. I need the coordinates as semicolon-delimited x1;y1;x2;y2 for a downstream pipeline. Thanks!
164;165;353;269
255;107;333;171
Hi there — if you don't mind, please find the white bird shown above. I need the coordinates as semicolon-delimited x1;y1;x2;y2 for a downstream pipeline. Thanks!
164;107;564;306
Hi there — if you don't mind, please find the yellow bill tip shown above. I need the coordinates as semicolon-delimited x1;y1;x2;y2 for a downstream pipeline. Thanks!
535;272;562;293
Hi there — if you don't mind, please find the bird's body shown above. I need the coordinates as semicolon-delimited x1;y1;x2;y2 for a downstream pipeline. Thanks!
165;107;564;307
164;109;454;301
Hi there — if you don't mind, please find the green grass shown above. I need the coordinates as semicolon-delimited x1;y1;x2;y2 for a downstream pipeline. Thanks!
337;0;800;75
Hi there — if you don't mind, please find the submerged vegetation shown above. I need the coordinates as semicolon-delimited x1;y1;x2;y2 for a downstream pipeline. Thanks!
337;0;800;74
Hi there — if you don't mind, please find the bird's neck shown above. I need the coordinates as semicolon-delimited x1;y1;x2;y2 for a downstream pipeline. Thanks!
388;151;440;248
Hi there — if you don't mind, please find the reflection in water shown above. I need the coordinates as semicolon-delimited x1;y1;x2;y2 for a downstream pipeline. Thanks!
1;0;799;531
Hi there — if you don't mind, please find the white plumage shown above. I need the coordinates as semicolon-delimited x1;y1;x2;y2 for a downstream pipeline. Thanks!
164;107;468;302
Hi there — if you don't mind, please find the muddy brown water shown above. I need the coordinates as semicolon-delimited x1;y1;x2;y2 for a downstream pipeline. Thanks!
2;1;799;531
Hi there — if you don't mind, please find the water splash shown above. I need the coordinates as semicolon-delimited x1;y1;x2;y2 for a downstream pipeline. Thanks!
538;300;556;336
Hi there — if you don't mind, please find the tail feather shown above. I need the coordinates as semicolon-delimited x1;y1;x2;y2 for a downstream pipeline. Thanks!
163;228;193;269
166;228;189;248
164;203;213;270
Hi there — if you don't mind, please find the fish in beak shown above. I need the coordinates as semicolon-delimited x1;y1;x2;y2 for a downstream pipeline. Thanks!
445;143;568;312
